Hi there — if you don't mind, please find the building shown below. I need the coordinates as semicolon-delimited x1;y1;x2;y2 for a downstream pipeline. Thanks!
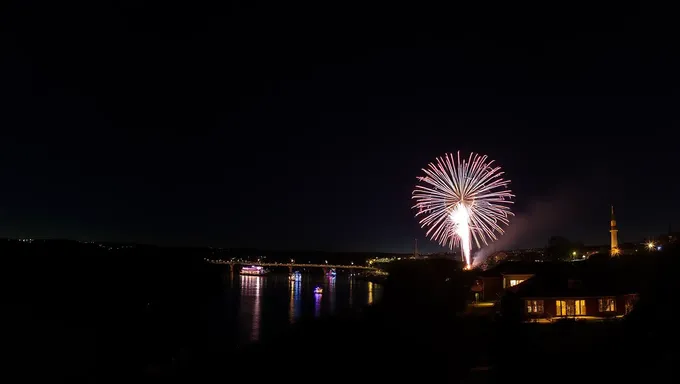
502;266;639;321
475;262;566;301
610;205;620;256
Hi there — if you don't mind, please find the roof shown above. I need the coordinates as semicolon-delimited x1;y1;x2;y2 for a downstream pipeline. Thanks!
477;261;571;278
510;265;639;298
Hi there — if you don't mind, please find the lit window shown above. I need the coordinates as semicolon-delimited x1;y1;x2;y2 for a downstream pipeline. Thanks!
509;279;525;286
555;299;586;316
598;297;616;312
526;300;544;314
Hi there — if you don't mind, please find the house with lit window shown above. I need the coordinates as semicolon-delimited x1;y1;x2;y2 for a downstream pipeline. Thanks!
503;273;534;289
502;267;639;321
475;262;569;301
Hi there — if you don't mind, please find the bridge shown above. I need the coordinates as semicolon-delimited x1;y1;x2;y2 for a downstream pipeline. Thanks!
204;258;380;272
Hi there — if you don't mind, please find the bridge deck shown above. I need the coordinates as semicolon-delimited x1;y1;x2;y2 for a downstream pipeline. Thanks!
205;259;378;270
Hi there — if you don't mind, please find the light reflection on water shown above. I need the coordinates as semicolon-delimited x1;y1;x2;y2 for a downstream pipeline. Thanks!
314;292;321;318
234;273;382;344
328;276;336;313
289;280;301;324
239;275;262;342
348;277;353;306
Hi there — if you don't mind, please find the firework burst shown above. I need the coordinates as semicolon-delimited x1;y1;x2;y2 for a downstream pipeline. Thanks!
412;151;514;268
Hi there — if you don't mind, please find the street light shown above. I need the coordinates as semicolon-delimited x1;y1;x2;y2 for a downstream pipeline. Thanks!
646;242;655;250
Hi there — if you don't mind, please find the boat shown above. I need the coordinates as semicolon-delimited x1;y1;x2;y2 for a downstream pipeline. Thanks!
314;286;323;294
326;268;336;277
289;271;301;281
240;265;267;276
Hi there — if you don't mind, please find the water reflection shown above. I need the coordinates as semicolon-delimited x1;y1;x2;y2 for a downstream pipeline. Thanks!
233;274;381;344
314;291;321;318
348;276;354;307
240;275;262;342
288;280;301;324
328;276;336;313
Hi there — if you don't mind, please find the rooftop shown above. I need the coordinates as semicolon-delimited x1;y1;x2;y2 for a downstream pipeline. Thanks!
509;265;639;298
477;261;572;278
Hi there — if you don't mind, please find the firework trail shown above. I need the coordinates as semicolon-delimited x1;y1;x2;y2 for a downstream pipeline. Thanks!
412;151;514;268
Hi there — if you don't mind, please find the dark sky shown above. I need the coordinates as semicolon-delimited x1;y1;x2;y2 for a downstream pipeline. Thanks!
1;2;677;252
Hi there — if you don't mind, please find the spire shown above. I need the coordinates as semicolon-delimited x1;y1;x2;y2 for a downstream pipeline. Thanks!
610;205;619;255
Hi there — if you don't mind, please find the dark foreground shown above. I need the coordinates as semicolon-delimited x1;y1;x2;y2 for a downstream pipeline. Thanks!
180;253;679;383
14;241;680;381
153;254;679;383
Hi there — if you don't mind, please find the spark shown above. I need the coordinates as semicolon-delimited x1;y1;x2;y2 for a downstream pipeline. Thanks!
412;151;514;268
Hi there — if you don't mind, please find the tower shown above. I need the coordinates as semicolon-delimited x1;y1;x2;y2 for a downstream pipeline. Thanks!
610;205;619;256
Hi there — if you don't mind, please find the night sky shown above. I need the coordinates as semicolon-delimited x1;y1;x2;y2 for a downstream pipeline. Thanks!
1;2;677;253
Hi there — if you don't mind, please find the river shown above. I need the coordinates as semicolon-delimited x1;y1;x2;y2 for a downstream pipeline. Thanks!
192;272;383;346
